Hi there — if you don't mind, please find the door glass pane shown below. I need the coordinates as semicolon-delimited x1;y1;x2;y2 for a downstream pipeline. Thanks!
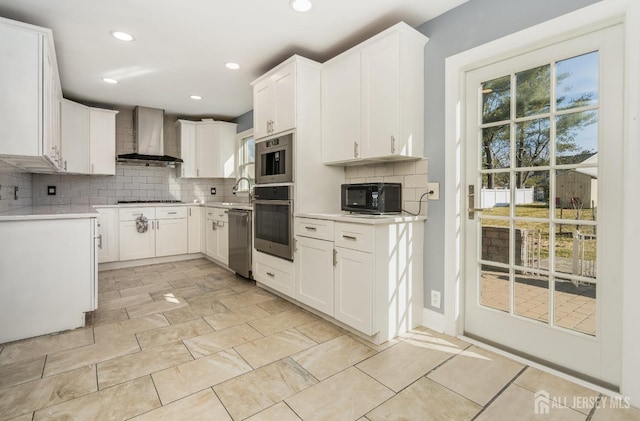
515;221;550;271
515;118;550;168
554;277;596;336
516;64;551;117
482;125;510;170
556;51;599;111
482;75;511;124
480;264;510;313
481;223;510;266
515;272;549;323
555;111;599;164
514;170;550;218
554;224;597;278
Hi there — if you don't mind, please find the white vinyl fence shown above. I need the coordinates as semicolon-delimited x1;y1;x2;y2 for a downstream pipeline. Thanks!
481;187;534;208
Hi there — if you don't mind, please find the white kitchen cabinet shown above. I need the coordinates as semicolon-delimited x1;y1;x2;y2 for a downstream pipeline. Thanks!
95;207;119;263
119;208;156;261
89;108;118;175
187;206;202;253
252;60;296;139
255;250;295;297
321;23;428;165
155;207;188;257
334;246;374;334
177;120;237;178
0;17;63;172
205;208;228;265
296;235;335;316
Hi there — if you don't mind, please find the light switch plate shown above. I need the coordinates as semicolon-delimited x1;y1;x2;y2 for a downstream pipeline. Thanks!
427;182;440;200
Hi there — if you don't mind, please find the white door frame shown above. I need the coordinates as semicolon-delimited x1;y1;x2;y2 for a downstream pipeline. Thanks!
442;0;640;403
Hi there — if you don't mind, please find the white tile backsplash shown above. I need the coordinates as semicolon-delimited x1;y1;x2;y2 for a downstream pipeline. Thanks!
0;167;33;213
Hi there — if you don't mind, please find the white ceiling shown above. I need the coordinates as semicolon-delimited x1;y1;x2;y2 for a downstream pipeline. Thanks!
0;0;467;119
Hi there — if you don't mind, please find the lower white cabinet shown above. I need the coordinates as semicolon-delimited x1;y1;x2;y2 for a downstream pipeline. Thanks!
155;208;188;257
95;207;119;263
255;250;295;297
119;207;187;261
334;246;373;334
187;206;202;253
205;208;228;265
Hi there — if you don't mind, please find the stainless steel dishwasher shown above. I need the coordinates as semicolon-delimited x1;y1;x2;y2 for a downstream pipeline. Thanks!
228;209;252;278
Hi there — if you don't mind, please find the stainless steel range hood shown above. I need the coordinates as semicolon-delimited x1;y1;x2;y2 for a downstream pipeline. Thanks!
117;106;183;164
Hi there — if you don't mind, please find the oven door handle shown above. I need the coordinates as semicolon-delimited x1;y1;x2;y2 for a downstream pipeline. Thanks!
253;200;292;206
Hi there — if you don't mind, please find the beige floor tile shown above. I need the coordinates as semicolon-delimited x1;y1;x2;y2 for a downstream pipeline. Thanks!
401;326;471;350
33;375;160;420
245;402;301;421
257;298;300;315
97;293;154;311
163;301;229;325
97;342;193;389
591;403;640;421
204;305;271;330
0;366;97;419
133;262;175;274
295;319;346;343
0;356;45;389
366;377;481;421
214;358;317;420
286;367;394;421
248;309;317;336
219;289;276;310
98;290;121;303
235;329;317;369
130;389;232;421
150;285;206;301
94;313;169;343
125;297;190;319
515;367;599;415
152;349;252;404
292;335;376;381
348;333;401;352
356;340;457;392
99;278;142;293
136;318;213;349
184;288;238;307
44;335;140;377
6;414;34;421
90;308;130;326
427;345;524;406
118;282;172;298
183;323;263;358
475;384;585;421
0;328;94;364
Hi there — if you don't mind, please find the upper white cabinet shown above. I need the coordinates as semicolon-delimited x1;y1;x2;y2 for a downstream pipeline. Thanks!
322;23;428;165
252;61;296;139
177;120;237;178
61;100;117;175
0;17;63;172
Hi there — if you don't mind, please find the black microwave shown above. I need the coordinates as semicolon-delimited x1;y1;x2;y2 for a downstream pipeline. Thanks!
341;183;402;214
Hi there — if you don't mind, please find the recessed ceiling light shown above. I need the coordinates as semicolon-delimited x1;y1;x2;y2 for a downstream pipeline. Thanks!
290;0;312;12
190;95;202;100
102;77;118;84
225;62;240;70
110;30;134;42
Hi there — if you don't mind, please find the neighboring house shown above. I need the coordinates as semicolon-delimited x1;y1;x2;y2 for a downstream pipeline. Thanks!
556;154;598;209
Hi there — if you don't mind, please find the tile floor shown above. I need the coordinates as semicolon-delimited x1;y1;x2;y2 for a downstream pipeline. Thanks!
0;258;638;420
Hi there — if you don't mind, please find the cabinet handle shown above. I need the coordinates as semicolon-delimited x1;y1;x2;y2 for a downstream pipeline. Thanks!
168;212;177;215
391;135;396;154
94;234;103;249
212;221;217;230
304;226;317;231
189;208;191;216
64;160;67;171
266;272;275;277
157;220;160;230
197;169;200;177
354;142;359;158
333;249;337;266
342;235;357;241
91;163;94;174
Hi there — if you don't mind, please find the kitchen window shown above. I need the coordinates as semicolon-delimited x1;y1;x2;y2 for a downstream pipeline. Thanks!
236;129;255;191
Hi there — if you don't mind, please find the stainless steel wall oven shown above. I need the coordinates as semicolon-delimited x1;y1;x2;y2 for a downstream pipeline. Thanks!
253;185;294;261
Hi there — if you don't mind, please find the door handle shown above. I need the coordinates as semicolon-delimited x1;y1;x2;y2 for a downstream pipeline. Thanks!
467;185;492;219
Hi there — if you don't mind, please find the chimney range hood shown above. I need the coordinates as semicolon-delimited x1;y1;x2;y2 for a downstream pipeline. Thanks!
117;106;183;165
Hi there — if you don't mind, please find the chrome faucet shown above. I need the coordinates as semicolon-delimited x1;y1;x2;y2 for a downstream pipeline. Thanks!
232;177;253;202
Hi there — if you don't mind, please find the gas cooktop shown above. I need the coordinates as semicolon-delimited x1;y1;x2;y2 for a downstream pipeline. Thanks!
116;200;184;204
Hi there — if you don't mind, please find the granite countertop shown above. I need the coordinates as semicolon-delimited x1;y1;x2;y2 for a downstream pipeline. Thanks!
0;205;99;221
296;212;427;225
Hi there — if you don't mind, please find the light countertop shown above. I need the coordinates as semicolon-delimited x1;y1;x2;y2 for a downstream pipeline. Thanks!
93;202;252;211
296;212;426;225
0;205;99;221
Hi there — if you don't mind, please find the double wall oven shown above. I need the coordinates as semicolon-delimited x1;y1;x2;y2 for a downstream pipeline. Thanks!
253;133;294;261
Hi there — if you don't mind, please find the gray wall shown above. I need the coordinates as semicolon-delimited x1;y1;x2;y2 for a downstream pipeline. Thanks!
417;0;600;313
233;110;254;133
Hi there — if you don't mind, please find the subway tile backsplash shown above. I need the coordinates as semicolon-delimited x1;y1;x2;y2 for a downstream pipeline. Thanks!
0;166;33;213
344;158;429;216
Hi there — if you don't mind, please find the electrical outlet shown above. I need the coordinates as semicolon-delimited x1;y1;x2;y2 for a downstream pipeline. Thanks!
430;290;441;309
47;186;56;196
427;182;440;200
210;187;216;195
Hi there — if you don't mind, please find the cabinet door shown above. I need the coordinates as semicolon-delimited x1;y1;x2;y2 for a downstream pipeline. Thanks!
334;246;373;335
119;221;155;260
322;52;362;163
216;122;237;178
156;218;188;257
273;63;295;135
90;109;117;175
253;81;273;139
296;236;334;315
196;123;217;178
215;220;229;265
179;121;198;178
187;206;202;253
362;32;400;159
43;44;62;169
204;218;218;258
97;208;119;263
60;100;90;174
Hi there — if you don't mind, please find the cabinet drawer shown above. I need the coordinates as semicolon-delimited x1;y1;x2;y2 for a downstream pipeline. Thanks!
156;206;188;219
334;222;374;253
119;207;156;221
255;251;295;296
205;208;229;222
295;217;334;241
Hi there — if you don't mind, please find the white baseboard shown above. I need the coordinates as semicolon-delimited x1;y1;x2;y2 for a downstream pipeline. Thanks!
422;307;446;333
98;253;206;271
